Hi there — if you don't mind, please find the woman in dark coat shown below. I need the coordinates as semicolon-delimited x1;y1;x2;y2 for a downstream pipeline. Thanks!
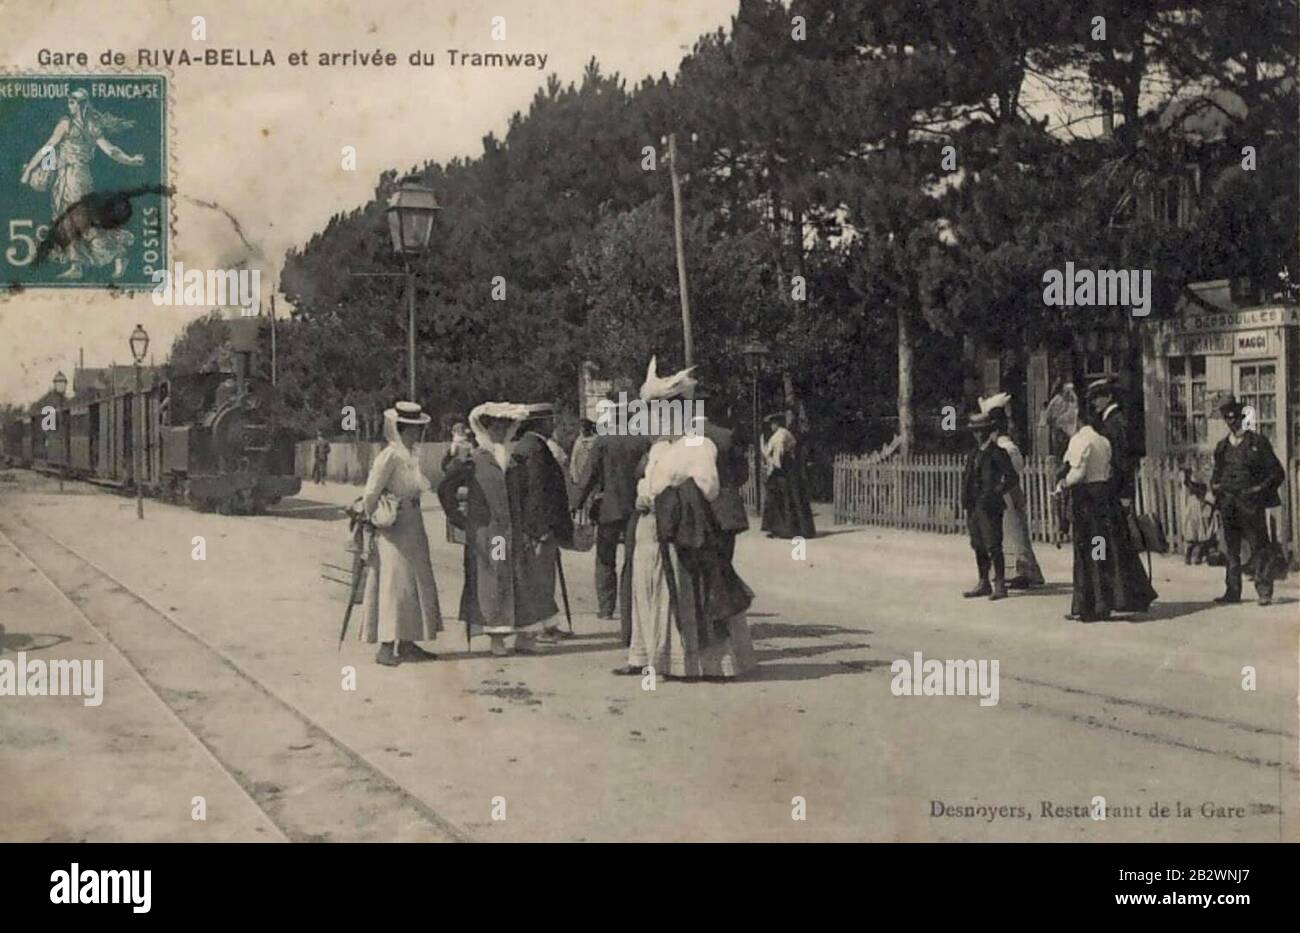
437;402;553;656
760;414;816;539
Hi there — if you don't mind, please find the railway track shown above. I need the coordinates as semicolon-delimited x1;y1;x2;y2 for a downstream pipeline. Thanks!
0;511;472;843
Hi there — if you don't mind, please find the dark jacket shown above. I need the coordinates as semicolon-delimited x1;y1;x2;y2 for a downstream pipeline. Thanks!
961;442;1017;514
703;422;750;533
1098;407;1137;500
511;431;574;546
1211;430;1286;510
576;432;652;525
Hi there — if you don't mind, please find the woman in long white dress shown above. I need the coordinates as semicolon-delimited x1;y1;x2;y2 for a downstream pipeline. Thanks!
615;359;756;681
360;402;443;666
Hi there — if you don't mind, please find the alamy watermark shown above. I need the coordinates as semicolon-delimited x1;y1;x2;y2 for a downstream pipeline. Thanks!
1042;262;1151;317
0;652;103;706
151;261;260;309
596;393;705;444
890;651;999;707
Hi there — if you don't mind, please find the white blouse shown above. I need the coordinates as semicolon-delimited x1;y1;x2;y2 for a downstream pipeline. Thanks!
637;436;720;503
1062;426;1112;488
364;444;431;513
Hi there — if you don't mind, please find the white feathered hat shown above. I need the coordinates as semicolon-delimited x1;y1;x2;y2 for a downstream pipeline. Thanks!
977;392;1012;416
639;355;697;402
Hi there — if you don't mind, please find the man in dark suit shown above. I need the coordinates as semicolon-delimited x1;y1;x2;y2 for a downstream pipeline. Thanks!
576;409;651;633
961;411;1017;600
692;394;749;562
1209;396;1287;606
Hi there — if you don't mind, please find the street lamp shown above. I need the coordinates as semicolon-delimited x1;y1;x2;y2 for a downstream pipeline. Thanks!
742;340;770;515
129;323;149;520
52;371;67;396
385;175;440;400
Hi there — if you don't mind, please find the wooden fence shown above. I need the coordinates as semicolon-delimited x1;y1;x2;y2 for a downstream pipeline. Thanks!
833;452;1299;557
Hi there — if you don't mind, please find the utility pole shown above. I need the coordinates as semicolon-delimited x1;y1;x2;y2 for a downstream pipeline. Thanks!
270;293;277;386
668;133;694;367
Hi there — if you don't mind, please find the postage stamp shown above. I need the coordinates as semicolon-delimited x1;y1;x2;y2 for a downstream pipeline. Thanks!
0;73;169;291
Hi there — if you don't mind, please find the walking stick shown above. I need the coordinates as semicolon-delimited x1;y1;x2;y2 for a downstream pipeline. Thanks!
555;549;573;633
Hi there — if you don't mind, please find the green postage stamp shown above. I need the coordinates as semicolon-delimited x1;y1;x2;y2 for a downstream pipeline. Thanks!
0;73;169;291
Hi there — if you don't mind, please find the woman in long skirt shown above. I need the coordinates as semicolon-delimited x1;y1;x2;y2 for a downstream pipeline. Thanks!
1058;417;1117;621
360;402;443;665
983;397;1044;588
437;402;548;657
615;358;756;680
760;413;816;539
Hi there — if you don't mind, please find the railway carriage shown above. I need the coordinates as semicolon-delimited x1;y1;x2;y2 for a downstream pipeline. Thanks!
4;366;300;514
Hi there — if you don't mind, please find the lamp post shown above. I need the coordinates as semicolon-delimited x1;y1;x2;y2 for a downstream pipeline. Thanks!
52;371;67;493
742;340;770;515
384;175;440;401
129;323;149;520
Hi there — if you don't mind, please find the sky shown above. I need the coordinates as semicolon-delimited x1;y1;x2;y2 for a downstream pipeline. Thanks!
0;0;742;406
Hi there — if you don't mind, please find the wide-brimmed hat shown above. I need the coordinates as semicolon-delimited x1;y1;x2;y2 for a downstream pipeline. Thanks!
393;401;431;425
763;412;786;425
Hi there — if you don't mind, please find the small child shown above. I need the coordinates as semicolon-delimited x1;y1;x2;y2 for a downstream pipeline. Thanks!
1180;469;1217;565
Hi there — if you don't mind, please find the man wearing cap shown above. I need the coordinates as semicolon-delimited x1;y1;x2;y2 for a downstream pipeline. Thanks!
512;403;575;645
960;411;1017;600
1208;396;1286;606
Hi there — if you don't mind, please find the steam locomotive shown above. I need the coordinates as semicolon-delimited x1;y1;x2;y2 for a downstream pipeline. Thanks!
2;362;300;514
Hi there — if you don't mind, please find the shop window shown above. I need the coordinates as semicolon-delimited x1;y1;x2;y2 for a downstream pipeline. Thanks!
1167;354;1208;446
1236;363;1277;444
1084;352;1117;382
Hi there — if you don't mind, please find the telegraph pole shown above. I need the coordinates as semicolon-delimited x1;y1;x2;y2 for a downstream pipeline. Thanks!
668;133;694;367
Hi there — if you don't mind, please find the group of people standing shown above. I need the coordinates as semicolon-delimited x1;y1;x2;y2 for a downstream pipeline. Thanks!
963;378;1285;622
354;357;766;682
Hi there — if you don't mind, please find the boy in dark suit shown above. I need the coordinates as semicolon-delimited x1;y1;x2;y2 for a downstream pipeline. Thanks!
961;411;1017;600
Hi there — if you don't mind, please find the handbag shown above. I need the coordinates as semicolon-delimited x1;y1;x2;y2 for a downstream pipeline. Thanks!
369;492;399;529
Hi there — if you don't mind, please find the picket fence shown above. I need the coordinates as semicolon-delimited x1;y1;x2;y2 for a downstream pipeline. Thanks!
832;452;1300;556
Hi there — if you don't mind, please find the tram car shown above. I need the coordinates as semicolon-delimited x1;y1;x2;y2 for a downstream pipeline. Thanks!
14;366;300;514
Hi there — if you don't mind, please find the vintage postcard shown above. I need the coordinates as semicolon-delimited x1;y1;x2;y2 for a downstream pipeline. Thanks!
0;0;1296;896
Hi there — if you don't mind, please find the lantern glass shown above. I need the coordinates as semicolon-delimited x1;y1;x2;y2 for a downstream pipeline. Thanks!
129;324;149;364
52;371;67;394
386;178;440;255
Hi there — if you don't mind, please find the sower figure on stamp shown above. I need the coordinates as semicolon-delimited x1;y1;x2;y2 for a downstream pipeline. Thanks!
961;411;1017;601
511;403;575;647
20;89;145;279
576;397;651;638
1208;396;1286;606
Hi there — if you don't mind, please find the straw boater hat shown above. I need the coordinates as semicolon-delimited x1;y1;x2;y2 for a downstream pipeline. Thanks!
393;400;431;425
1085;378;1120;401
